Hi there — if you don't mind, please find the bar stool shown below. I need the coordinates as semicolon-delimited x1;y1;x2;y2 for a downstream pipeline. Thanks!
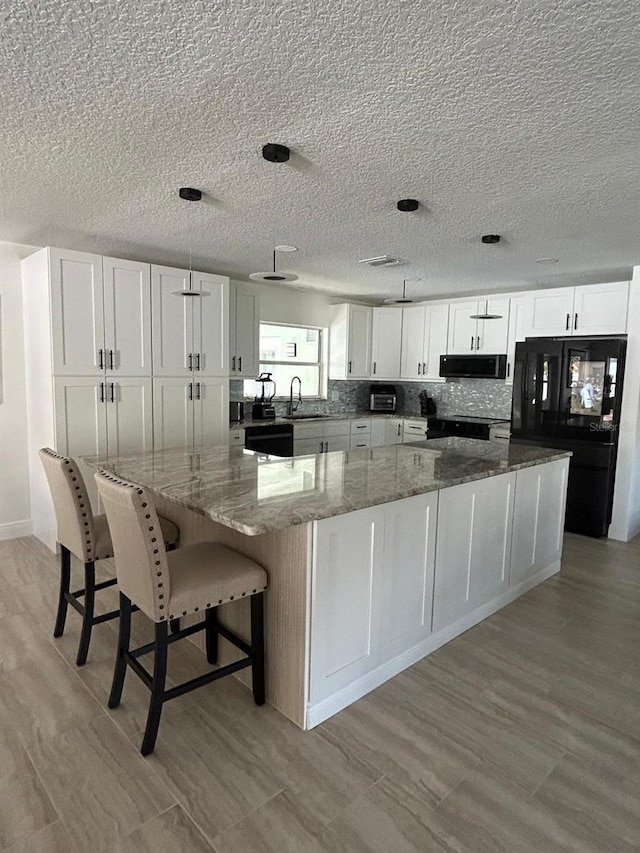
95;470;267;756
39;448;180;665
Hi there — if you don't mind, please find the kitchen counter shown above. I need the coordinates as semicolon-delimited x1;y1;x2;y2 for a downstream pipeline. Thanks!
230;411;430;428
82;438;569;537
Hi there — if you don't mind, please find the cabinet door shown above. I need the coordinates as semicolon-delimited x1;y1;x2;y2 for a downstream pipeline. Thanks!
573;282;629;335
510;459;568;586
505;294;533;386
529;288;575;337
50;249;105;375
294;438;324;456
193;272;229;376
347;305;372;379
193;378;228;446
151;266;193;376
328;435;352;452
102;257;152;376
433;473;515;632
233;284;260;376
371;308;402;379
53;377;107;511
384;419;404;445
153;378;194;450
381;493;437;662
423;303;449;380
309;507;385;704
105;377;154;455
447;301;478;354
400;306;425;379
477;298;510;353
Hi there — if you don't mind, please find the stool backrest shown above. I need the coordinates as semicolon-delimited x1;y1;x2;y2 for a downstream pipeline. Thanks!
39;448;96;562
95;471;170;622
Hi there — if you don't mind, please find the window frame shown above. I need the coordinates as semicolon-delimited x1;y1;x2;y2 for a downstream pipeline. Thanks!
244;321;328;400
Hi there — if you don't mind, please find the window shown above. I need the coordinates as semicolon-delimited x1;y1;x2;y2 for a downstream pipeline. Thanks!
243;323;325;399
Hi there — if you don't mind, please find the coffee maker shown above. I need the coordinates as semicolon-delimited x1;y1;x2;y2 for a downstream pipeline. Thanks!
252;373;276;419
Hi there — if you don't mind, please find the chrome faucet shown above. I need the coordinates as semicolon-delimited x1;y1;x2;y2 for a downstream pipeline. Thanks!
288;376;302;417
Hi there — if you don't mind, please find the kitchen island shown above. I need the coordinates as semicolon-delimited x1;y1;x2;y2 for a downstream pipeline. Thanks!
84;438;570;728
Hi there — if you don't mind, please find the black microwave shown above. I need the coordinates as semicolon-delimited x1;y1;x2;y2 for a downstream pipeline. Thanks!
439;354;507;379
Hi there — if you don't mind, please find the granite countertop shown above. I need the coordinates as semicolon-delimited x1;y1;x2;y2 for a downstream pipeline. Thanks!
230;412;430;428
83;438;570;537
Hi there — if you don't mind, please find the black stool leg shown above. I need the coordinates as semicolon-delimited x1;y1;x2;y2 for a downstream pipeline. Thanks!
205;608;218;664
108;592;132;709
76;560;96;666
250;593;265;706
141;621;169;756
53;545;71;638
169;618;181;634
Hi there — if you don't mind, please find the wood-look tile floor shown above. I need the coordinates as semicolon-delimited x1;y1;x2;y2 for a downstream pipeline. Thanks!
1;532;639;852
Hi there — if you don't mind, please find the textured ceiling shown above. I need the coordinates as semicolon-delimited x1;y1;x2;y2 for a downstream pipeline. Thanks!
1;0;639;301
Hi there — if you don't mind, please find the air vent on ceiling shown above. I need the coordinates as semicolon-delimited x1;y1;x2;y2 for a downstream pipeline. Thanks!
358;255;405;268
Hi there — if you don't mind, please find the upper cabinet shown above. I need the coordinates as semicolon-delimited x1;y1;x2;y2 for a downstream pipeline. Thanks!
230;282;260;377
329;304;372;379
529;282;629;337
505;293;533;385
400;303;449;381
50;249;152;376
371;307;403;379
447;298;510;355
151;265;229;377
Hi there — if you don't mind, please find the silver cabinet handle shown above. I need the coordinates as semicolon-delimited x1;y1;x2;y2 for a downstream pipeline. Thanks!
470;336;474;350
196;353;201;371
238;356;242;372
98;349;104;370
110;382;115;403
417;362;421;375
188;353;193;370
348;360;352;374
109;350;114;370
232;355;236;371
356;424;366;429
574;313;578;331
373;361;377;374
99;382;104;403
196;382;201;399
189;382;193;401
566;313;570;331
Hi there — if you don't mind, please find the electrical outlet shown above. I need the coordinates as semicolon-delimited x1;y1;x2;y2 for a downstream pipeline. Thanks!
331;389;340;402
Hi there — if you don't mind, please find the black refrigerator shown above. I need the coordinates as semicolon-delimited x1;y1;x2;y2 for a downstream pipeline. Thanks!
511;337;626;537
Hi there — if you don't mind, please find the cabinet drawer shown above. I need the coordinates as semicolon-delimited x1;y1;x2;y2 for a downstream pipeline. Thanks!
350;419;371;435
324;420;350;437
294;422;325;440
350;435;371;450
229;428;245;446
403;420;428;435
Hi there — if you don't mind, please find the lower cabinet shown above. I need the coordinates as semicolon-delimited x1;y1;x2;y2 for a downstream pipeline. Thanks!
293;420;350;455
153;377;227;450
309;492;437;705
432;472;515;631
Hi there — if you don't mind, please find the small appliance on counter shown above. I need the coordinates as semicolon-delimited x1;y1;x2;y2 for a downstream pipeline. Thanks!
369;384;397;412
419;391;437;417
229;401;244;423
252;373;277;419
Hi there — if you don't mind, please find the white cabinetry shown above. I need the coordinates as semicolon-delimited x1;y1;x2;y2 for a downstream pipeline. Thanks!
433;472;515;631
293;420;351;456
447;298;510;354
400;303;449;381
370;418;404;447
402;419;428;443
153;377;228;450
229;428;245;446
505;293;533;385
329;304;372;379
151;265;228;377
371;307;402;379
349;418;371;450
230;282;260;377
529;282;629;337
309;492;437;705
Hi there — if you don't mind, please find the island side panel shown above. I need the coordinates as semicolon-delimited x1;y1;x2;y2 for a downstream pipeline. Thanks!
154;497;311;728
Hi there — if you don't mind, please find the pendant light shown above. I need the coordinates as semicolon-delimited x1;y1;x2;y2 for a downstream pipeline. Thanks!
470;298;502;320
384;278;421;304
172;188;210;297
249;248;298;282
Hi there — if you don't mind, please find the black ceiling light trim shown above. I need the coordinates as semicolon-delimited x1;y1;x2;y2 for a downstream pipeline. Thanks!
179;187;202;201
481;234;501;243
397;198;419;212
262;143;290;163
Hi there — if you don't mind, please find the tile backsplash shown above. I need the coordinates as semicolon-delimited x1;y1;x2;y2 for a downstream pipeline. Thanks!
231;379;513;420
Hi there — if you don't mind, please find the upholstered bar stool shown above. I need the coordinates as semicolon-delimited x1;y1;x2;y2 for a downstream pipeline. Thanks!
95;470;267;756
39;448;180;665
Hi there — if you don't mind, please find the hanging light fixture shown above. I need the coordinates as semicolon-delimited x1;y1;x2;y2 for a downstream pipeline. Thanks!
249;248;298;282
384;278;421;304
172;188;210;297
470;298;502;320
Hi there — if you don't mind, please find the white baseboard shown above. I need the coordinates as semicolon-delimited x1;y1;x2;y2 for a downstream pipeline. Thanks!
608;511;640;542
305;560;561;729
0;520;33;541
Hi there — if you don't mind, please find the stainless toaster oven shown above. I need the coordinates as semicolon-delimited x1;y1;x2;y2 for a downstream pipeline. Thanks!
369;384;397;412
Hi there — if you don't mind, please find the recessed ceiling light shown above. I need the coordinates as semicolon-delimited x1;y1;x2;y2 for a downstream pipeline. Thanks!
535;257;559;264
275;245;298;252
